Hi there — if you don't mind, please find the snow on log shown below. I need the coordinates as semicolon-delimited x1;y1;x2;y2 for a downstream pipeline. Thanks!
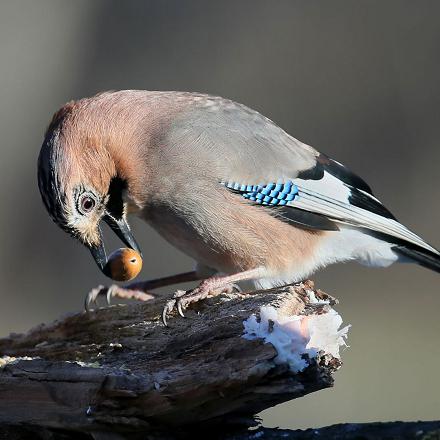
0;281;347;438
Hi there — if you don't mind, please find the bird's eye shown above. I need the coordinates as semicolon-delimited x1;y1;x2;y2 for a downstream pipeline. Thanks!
78;193;96;215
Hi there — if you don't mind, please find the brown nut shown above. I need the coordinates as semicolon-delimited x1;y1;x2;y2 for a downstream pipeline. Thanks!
104;248;143;282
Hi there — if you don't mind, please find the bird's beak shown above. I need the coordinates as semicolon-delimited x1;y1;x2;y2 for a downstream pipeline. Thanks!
89;214;142;274
89;225;107;272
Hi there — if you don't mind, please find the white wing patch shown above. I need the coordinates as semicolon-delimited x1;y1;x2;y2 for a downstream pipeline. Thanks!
223;171;438;257
291;177;439;255
293;171;351;203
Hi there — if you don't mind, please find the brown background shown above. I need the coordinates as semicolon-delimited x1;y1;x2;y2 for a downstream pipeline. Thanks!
0;0;439;429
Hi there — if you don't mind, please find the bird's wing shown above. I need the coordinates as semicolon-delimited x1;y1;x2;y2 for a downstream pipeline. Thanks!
165;95;438;256
222;176;438;255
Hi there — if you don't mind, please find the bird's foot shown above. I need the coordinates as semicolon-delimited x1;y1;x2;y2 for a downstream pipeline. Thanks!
85;284;155;311
162;278;241;325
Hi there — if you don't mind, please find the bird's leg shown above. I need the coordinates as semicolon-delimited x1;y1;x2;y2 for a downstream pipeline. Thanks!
162;268;262;325
86;285;155;311
127;271;202;292
85;271;202;311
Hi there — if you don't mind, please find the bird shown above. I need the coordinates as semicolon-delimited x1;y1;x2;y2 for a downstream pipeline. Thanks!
37;90;440;324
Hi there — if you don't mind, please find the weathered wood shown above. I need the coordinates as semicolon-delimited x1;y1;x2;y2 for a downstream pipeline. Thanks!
0;281;341;437
225;421;440;440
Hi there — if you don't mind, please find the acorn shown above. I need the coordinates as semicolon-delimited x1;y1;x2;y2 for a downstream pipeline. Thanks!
103;248;143;282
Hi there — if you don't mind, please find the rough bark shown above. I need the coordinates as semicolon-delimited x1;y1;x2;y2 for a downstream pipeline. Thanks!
225;421;440;440
0;281;341;438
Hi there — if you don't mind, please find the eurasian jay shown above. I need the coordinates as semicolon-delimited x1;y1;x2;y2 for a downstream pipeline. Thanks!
37;91;440;323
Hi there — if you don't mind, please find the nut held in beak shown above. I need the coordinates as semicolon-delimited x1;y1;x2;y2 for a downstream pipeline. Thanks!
104;248;143;282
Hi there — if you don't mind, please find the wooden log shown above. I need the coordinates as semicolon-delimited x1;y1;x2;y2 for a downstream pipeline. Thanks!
0;281;343;438
224;421;440;440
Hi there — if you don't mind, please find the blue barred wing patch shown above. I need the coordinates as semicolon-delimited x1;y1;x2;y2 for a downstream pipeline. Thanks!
222;181;299;206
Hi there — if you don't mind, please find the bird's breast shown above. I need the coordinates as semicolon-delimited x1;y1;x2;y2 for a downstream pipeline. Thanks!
139;188;327;279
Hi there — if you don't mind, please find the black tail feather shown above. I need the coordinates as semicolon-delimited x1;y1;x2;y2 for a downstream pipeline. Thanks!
393;245;440;274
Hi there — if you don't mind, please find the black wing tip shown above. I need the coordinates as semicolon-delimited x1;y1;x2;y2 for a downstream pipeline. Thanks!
317;153;374;195
393;245;440;274
314;153;398;221
348;187;397;221
297;153;398;222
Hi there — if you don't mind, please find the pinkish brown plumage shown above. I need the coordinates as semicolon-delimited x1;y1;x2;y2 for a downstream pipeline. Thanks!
37;90;440;323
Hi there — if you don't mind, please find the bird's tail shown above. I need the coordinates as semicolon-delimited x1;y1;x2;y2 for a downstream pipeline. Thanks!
288;182;440;274
392;244;440;273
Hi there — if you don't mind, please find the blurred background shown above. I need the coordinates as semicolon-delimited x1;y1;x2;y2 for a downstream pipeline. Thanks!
0;0;439;430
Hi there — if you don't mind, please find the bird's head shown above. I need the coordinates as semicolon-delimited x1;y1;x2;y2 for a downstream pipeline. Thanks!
37;97;142;276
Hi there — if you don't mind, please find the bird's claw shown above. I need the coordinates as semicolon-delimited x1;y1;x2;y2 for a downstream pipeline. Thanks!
230;283;242;293
177;301;185;318
161;283;239;325
162;299;176;326
161;290;186;325
85;285;107;312
106;285;116;306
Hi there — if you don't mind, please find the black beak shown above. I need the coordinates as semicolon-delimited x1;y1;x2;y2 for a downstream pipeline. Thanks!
89;214;142;275
103;214;142;256
89;225;107;272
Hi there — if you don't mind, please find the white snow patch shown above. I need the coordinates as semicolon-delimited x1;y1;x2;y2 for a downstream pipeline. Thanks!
0;355;36;368
306;289;330;305
68;360;102;368
243;306;350;373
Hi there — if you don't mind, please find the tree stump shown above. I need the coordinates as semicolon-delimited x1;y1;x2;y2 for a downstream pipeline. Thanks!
0;281;346;438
